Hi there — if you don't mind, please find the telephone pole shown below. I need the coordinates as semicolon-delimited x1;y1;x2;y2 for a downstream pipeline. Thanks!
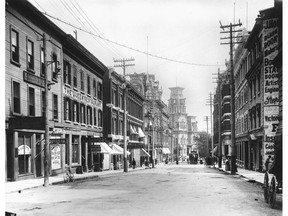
43;33;50;186
204;116;210;158
113;58;135;76
220;20;242;174
206;93;213;158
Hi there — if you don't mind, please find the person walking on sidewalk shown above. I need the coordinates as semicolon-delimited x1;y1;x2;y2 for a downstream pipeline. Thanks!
265;155;271;171
132;158;136;169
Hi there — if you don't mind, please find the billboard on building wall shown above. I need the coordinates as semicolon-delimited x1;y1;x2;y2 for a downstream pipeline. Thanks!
262;18;279;167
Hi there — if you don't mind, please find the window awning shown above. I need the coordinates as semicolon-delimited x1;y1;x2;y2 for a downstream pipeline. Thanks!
140;148;150;157
99;142;118;154
111;143;131;155
162;148;171;154
138;127;145;138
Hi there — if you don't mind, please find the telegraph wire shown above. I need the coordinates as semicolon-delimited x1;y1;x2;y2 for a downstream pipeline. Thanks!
41;12;223;67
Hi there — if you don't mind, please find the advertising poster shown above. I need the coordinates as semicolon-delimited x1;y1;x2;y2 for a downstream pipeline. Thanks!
262;18;279;166
51;145;61;170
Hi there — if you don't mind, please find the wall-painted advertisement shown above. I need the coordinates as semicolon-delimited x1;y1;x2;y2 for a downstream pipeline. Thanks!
51;145;61;170
263;18;279;169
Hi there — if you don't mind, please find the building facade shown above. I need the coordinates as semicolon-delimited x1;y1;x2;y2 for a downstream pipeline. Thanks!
103;70;146;168
168;87;188;161
5;0;108;181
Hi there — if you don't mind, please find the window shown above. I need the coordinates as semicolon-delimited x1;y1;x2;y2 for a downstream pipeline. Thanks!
27;40;34;70
80;70;84;91
11;28;19;63
97;82;102;100
41;91;45;117
80;104;86;124
253;78;256;98
72;136;79;163
12;81;21;114
87;75;91;95
53;94;58;120
64;97;72;121
257;73;261;93
93;108;97;126
40;47;45;76
73;101;79;122
87;106;92;125
119;93;123;109
28;87;35;116
119;119;123;135
98;110;102;127
18;134;32;175
63;61;71;85
93;79;97;98
73;65;77;88
51;53;58;80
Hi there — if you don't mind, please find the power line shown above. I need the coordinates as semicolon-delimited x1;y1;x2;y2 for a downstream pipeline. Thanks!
42;12;224;67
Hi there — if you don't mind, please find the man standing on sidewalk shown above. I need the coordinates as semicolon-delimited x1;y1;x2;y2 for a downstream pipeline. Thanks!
265;155;271;171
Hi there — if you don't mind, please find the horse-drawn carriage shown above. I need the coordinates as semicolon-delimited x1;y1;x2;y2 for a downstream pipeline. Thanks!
263;133;282;208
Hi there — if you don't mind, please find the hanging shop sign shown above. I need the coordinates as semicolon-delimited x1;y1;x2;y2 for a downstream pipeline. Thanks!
50;138;66;145
51;145;61;170
263;17;279;163
63;86;102;108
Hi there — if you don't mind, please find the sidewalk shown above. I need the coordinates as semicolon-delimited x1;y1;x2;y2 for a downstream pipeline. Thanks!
213;164;265;185
5;166;146;194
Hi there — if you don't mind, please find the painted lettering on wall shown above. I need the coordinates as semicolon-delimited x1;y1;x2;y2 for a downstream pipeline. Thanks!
262;18;279;166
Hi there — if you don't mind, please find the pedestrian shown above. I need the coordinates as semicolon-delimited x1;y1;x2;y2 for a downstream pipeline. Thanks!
265;155;271;171
132;158;136;169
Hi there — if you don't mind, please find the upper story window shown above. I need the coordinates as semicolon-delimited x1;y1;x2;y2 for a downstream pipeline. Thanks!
51;53;58;81
53;94;58;120
27;39;34;71
11;28;20;64
64;97;72;121
98;110;102;127
80;70;84;91
12;81;21;114
87;75;91;95
93;108;97;126
28;87;35;116
41;91;45;117
73;101;79;123
97;82;102;100
93;79;97;98
40;47;45;77
63;61;71;85
73;65;77;88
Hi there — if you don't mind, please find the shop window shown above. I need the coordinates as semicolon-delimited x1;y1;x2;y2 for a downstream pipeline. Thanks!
53;94;58;120
11;28;20;64
27;39;34;71
12;81;21;114
72;136;79;163
18;134;32;175
28;87;35;116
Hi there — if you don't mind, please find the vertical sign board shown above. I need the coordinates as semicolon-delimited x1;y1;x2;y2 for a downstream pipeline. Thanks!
51;145;61;170
263;18;279;168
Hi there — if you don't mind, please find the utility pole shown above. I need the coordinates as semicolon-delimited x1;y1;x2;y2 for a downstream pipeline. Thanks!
113;58;135;76
123;84;128;172
204;116;210;158
206;93;213;158
220;20;242;174
43;33;50;186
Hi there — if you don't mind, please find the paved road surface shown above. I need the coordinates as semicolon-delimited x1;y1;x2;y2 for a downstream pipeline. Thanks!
6;164;282;216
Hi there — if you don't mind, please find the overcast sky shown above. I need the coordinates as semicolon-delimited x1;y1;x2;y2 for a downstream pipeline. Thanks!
29;0;274;131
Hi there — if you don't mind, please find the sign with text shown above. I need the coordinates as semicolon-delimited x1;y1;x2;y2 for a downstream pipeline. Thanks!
263;18;279;166
51;145;61;170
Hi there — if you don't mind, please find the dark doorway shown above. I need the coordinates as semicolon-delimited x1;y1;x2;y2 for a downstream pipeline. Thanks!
35;135;42;177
